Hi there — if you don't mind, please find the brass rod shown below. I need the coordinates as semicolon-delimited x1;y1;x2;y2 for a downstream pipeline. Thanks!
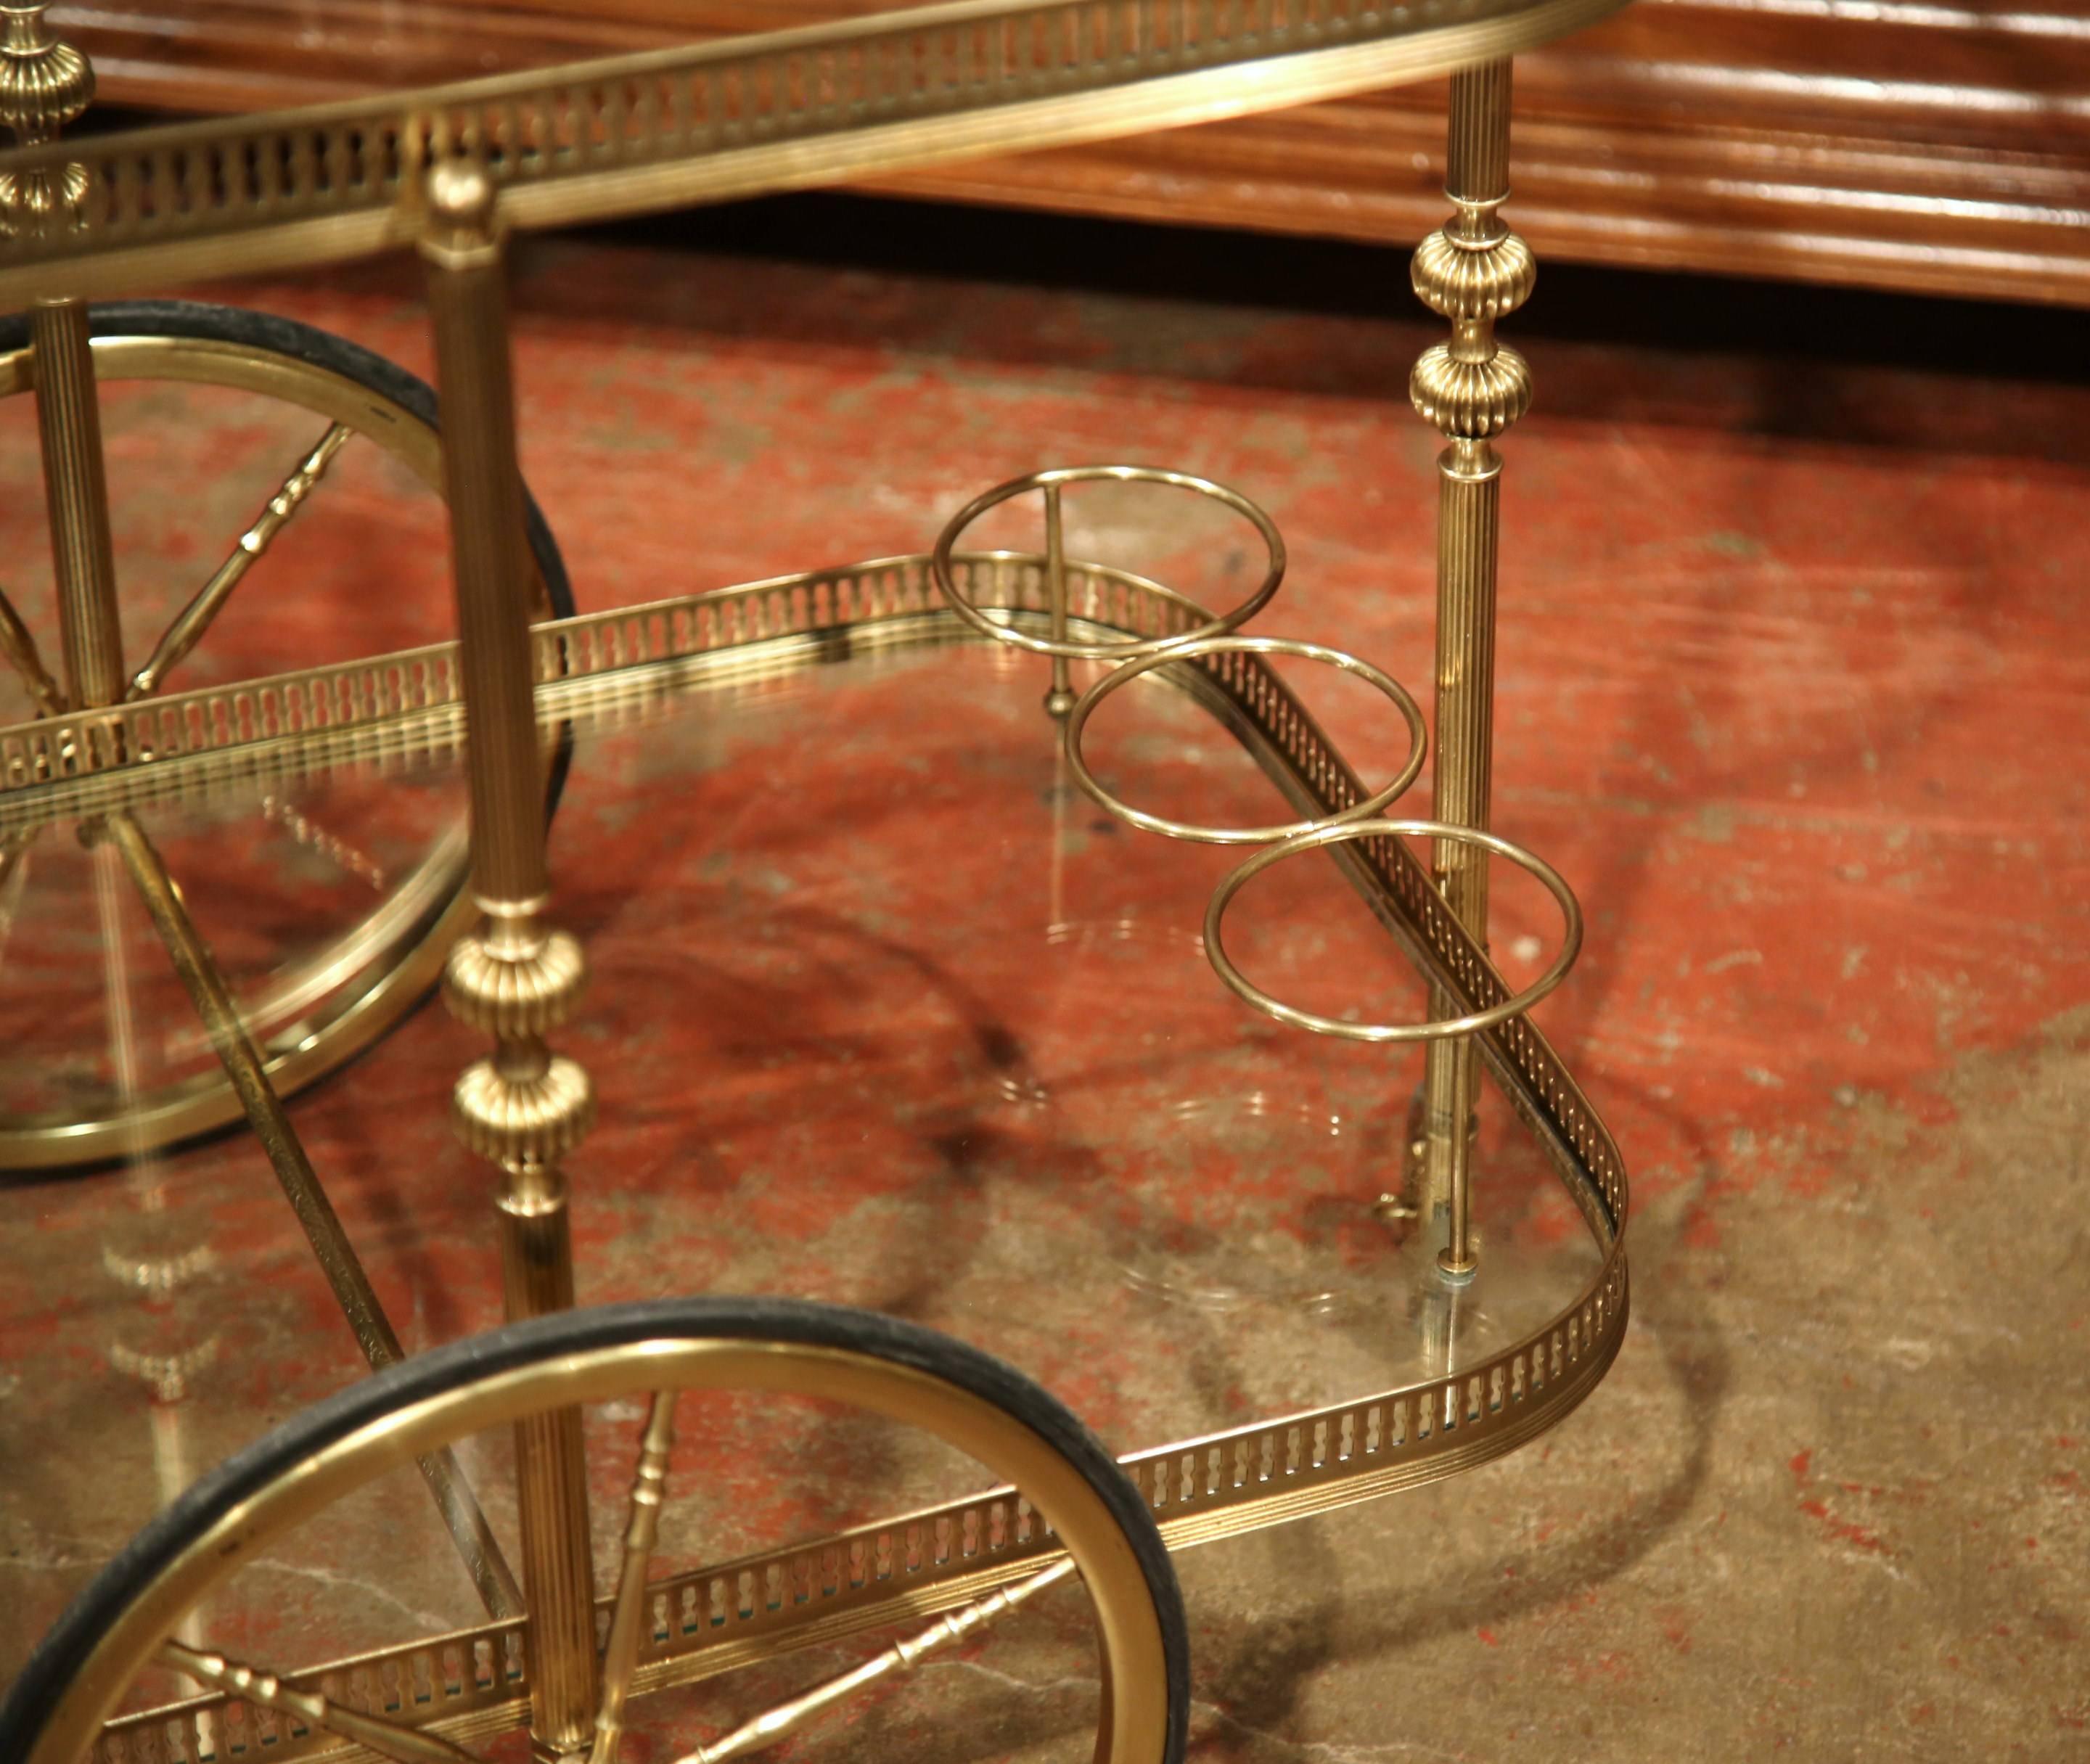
102;811;396;1361
1444;59;1512;227
496;1159;599;1760
589;1392;679;1764
0;582;63;715
160;1641;483;1764
1408;57;1526;1283
99;809;525;1622
10;16;112;713
1042;481;1074;718
421;169;548;914
30;298;124;710
422;163;599;1763
129;422;353;700
1420;448;1499;1277
673;1560;1078;1764
1047;740;1067;936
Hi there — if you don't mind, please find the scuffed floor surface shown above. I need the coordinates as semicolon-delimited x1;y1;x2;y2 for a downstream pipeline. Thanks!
0;223;2086;1761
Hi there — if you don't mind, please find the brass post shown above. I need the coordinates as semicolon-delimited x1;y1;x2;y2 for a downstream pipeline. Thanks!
1042;482;1075;718
421;161;599;1764
1409;60;1533;1282
1;7;120;710
33;298;122;706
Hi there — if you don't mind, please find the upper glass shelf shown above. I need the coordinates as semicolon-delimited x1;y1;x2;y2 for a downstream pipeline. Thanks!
0;0;1628;305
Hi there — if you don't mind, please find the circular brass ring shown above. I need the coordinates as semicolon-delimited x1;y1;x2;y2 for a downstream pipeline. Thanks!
1062;635;1427;845
1205;818;1583;1041
929;465;1285;660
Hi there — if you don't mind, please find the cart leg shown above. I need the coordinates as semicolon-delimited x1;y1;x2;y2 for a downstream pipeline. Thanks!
8;4;118;713
422;163;600;1764
30;297;124;709
1409;60;1534;1282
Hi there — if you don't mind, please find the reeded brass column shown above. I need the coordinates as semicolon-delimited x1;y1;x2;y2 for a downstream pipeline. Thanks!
1041;483;1075;718
1409;60;1533;1282
33;298;122;704
1;6;123;708
420;162;599;1764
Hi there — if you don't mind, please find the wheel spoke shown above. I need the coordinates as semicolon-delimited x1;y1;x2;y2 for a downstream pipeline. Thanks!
589;1390;679;1764
101;808;525;1623
128;422;353;700
674;1559;1078;1764
0;581;64;715
159;1640;485;1763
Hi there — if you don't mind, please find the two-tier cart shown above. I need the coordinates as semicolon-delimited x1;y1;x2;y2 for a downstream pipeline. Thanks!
0;0;1632;1756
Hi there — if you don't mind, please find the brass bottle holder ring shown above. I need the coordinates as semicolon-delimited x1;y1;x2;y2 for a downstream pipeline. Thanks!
1062;634;1428;844
929;464;1287;660
1204;818;1584;1043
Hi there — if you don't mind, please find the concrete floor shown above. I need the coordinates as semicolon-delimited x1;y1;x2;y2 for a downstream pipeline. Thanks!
0;207;2086;1760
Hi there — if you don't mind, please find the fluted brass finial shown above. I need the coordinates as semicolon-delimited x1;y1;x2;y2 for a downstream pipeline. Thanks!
1407;232;1534;446
446;906;589;1038
1411;226;1536;324
1409;342;1532;442
0;4;93;229
1408;61;1534;463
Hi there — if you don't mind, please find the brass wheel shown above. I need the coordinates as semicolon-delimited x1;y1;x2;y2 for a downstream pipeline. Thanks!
0;300;575;1170
0;1297;1191;1764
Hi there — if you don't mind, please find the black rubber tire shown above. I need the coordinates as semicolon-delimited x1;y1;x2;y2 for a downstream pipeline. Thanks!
0;296;577;813
0;1297;1192;1764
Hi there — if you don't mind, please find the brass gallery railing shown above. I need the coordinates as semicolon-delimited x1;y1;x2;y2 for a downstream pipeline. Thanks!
77;557;1631;1764
0;554;1166;827
0;0;1623;304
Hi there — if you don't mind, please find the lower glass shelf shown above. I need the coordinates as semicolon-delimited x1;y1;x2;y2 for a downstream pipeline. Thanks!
0;557;1627;1720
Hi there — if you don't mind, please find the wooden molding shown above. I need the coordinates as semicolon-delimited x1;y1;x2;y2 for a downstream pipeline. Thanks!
54;0;2090;305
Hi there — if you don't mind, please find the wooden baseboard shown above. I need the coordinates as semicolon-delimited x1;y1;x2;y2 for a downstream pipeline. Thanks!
54;0;2090;305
